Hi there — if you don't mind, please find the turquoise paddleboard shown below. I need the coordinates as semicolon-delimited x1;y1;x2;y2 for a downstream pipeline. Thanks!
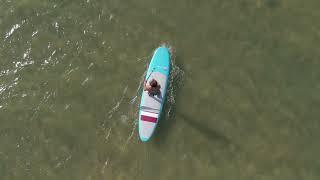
138;46;171;142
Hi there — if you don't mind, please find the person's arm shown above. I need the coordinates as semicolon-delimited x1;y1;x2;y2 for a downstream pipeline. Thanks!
143;81;147;91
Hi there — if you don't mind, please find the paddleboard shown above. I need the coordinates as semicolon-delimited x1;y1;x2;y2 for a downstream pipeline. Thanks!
138;46;171;142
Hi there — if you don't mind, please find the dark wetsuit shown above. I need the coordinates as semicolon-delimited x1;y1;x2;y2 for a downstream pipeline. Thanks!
148;86;160;96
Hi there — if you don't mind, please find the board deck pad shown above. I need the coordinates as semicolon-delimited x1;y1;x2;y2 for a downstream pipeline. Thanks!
141;72;166;113
139;72;167;140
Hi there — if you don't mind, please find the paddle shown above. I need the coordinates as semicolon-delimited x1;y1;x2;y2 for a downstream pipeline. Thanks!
130;67;156;104
145;67;155;82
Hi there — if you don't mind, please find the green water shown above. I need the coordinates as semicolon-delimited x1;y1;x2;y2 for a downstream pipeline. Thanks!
1;0;320;179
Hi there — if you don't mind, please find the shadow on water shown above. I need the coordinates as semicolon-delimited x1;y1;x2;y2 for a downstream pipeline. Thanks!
148;47;235;153
150;52;234;149
175;112;232;148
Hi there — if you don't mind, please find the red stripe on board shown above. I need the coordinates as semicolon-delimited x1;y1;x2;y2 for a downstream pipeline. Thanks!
141;115;157;123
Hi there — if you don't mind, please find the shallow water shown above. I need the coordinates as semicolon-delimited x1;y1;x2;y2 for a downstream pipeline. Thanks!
1;0;320;179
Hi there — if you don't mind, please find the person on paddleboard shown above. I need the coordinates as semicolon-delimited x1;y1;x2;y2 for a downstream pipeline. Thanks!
144;79;161;96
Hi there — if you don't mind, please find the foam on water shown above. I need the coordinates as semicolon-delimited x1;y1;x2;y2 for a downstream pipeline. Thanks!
165;45;185;119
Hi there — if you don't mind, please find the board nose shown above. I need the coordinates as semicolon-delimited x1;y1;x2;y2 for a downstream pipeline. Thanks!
154;47;170;62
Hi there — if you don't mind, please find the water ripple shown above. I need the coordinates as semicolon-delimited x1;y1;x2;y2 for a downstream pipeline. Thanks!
107;86;128;119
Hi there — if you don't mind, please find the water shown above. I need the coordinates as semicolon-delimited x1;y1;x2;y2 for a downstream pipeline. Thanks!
1;0;320;179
